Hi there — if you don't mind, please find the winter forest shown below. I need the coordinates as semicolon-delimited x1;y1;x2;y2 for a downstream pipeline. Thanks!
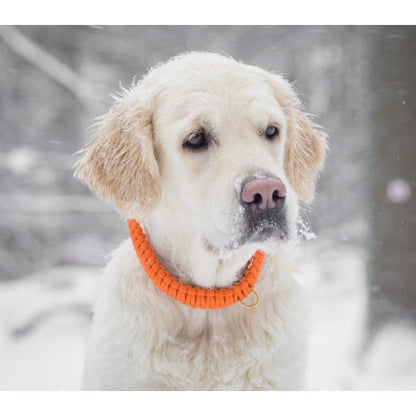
0;26;415;390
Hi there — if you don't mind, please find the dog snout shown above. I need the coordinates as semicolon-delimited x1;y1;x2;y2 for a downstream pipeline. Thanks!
241;176;286;212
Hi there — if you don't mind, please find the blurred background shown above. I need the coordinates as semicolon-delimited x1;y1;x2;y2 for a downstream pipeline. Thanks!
0;25;415;390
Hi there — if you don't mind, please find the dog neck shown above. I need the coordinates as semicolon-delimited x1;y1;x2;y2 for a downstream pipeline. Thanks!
140;215;262;290
128;219;264;309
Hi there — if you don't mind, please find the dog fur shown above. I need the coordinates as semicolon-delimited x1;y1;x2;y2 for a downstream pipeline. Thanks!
75;52;327;390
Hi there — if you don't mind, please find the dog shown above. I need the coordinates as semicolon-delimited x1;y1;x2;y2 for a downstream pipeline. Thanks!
74;52;327;390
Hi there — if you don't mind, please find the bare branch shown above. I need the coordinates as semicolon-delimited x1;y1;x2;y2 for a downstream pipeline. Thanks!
0;26;105;114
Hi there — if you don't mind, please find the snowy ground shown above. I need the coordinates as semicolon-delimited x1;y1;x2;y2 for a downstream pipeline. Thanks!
1;235;415;390
302;238;416;390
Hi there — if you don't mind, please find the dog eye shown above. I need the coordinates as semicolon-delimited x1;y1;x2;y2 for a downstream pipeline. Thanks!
183;131;209;150
265;125;279;140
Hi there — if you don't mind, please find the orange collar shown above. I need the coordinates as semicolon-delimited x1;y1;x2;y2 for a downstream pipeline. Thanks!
128;219;265;309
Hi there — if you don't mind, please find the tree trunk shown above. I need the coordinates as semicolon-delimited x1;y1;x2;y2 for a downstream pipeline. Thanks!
367;26;416;336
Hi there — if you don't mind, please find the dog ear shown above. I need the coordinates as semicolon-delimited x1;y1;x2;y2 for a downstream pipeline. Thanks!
284;104;327;202
265;73;327;202
74;87;161;219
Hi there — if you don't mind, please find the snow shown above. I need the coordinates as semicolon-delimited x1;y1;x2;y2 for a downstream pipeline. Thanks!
0;238;415;390
297;218;317;241
356;324;416;390
386;178;411;204
0;267;100;390
4;147;38;176
302;241;368;389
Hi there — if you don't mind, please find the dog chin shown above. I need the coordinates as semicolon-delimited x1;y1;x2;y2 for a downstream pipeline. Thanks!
242;225;289;243
204;225;289;259
237;226;289;253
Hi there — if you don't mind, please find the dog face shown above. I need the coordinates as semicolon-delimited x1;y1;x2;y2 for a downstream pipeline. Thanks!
75;53;326;256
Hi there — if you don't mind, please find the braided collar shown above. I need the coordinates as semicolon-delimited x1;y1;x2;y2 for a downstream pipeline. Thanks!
128;219;265;309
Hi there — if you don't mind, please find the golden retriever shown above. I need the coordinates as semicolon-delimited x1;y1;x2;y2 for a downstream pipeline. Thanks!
75;52;326;390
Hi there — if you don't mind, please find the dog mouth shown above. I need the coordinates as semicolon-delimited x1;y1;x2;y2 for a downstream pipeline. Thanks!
238;206;289;245
204;207;289;256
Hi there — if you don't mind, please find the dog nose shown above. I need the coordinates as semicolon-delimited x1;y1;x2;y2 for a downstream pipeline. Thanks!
241;177;286;211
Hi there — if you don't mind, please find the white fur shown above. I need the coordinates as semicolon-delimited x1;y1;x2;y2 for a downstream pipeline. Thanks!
76;52;326;390
82;240;308;390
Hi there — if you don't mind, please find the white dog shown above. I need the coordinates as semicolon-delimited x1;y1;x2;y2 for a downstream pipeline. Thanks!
75;52;326;390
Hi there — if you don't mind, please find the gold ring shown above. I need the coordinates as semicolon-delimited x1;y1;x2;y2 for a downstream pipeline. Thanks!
239;288;260;309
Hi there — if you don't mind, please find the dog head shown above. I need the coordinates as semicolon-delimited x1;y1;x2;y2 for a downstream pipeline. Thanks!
75;52;326;255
